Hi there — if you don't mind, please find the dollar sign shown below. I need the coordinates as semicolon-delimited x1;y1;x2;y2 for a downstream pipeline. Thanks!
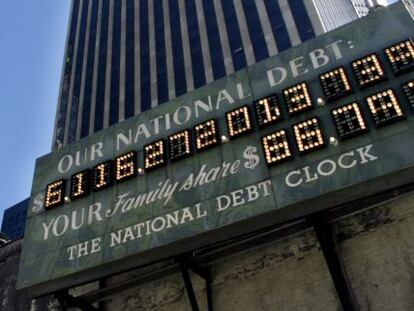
243;145;260;170
32;193;45;213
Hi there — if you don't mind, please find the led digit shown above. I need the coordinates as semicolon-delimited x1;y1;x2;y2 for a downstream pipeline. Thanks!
403;80;414;107
332;103;368;140
226;106;253;138
254;94;282;128
293;118;325;154
70;170;91;200
351;53;386;88
319;67;352;101
261;130;292;166
144;140;166;170
115;151;137;182
385;39;414;75
283;82;313;116
194;119;219;151
169;130;192;161
45;180;66;209
366;89;405;127
93;161;113;191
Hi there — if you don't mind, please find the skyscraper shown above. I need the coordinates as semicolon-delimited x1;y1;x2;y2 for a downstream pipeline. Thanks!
53;0;368;150
0;199;28;241
14;2;414;310
312;0;372;31
351;0;371;17
369;0;392;6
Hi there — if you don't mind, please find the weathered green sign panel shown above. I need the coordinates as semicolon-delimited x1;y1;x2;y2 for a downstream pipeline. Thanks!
18;3;414;297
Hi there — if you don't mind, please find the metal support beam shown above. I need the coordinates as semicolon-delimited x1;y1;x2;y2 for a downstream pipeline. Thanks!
55;290;98;311
180;261;200;311
309;216;360;311
179;257;213;311
206;274;213;311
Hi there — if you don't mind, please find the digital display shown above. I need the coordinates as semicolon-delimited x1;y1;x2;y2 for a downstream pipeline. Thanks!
144;140;166;170
254;94;282;127
403;80;414;107
169;130;192;161
293;118;325;154
44;180;66;209
37;35;414;215
366;89;405;127
115;151;137;182
283;82;313;116
332;103;368;140
194;119;219;151
226;106;253;138
93;161;113;191
352;54;385;87
319;67;352;101
261;130;292;166
70;170;91;200
385;39;414;75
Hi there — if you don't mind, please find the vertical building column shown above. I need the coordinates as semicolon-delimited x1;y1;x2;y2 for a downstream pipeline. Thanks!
255;0;278;56
278;0;302;47
139;0;151;112
53;0;77;150
104;0;114;129
148;0;158;108
108;0;122;126
233;0;256;66
64;0;84;145
195;0;214;84
219;0;247;72
119;0;127;122
94;0;110;132
76;0;93;141
67;0;90;144
73;0;91;141
213;0;234;75
153;0;169;104
89;0;103;135
124;0;136;119
178;0;195;92
303;0;326;35
134;0;141;114
163;0;176;100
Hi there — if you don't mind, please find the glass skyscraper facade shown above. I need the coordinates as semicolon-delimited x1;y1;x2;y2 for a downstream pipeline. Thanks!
53;0;368;150
0;199;28;240
312;0;371;31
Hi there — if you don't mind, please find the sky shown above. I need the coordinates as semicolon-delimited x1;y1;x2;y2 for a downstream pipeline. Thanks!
0;1;70;226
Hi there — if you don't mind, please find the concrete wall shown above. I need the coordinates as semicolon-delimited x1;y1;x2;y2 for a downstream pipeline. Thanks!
104;230;342;311
2;190;414;311
334;192;414;310
0;240;30;311
0;240;58;311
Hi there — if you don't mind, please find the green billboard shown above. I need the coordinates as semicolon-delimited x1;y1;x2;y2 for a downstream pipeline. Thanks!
18;2;414;297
